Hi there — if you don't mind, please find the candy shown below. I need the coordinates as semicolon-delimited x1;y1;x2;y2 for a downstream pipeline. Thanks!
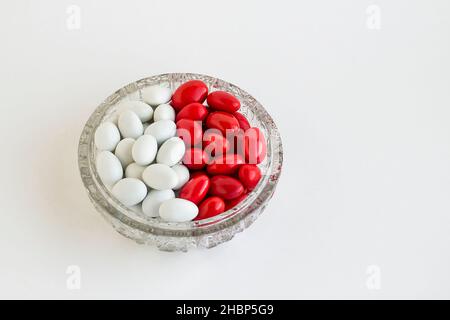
171;164;190;190
153;103;175;122
195;196;225;220
176;119;203;146
244;127;267;164
238;164;261;190
125;162;146;180
156;137;186;167
207;91;240;113
205;111;240;135
179;173;210;204
111;178;147;207
132;134;157;166
203;129;230;156
171;80;208;111
96;151;123;187
206;153;244;175
234;112;250;130
120;100;153;122
175;102;208;122
142;189;175;218
141;84;172;106
114;138;135;168
93;80;267;222
95;122;120;151
182;148;207;170
209;175;244;200
118;110;144;139
142;164;178;190
144;119;177;146
159;198;199;222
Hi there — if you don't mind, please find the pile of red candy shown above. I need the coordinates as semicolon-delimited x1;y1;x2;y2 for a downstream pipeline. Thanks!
173;80;267;220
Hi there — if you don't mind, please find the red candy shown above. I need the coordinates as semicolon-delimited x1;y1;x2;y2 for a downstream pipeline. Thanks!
244;127;267;164
179;173;210;205
238;164;261;191
166;81;269;214
207;91;240;113
182;148;207;170
175;102;208;122
205;111;240;135
171;80;208;111
234;112;250;130
207;153;244;175
209;175;244;200
195;196;225;220
203;129;230;157
176;119;203;146
224;193;247;210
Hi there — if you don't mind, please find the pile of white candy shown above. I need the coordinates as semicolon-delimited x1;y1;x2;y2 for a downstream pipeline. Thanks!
94;85;197;222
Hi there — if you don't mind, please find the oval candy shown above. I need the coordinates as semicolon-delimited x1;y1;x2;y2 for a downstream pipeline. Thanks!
171;80;208;111
95;122;120;151
195;196;226;220
141;85;172;106
96;151;123;187
114;138;135;168
207;91;240;113
238;164;262;191
175;102;208;122
156;137;186;167
179;173;210;205
118;110;144;139
111;178;147;206
132;134;157;166
209;175;244;200
153;103;176;122
159;198;199;222
205;111;240;135
142;163;178;190
144;119;177;145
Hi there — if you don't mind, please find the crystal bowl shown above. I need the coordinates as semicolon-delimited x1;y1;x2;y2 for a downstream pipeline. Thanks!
78;73;283;251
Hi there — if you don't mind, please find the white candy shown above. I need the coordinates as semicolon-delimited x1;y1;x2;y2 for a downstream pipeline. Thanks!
125;162;146;180
171;164;190;190
153;104;175;122
96;151;123;187
132;135;157;166
142;189;175;218
144;120;176;145
159;198;199;222
121;100;153;122
118;110;143;139
111;178;147;206
142;164;178;190
114;138;135;168
95;122;120;151
156;137;185;167
141;85;172;106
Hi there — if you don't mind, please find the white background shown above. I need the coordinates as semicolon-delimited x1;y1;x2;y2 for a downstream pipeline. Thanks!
1;0;449;299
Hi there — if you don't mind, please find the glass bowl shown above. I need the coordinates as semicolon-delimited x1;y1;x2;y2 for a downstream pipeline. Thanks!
78;73;283;251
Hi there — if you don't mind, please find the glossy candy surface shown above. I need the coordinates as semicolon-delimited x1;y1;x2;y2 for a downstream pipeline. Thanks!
206;154;244;175
176;119;203;146
238;164;261;190
205;111;240;135
207;91;240;113
209;175;244;200
171;80;208;111
175;102;208;122
195;197;225;220
179;173;210;204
